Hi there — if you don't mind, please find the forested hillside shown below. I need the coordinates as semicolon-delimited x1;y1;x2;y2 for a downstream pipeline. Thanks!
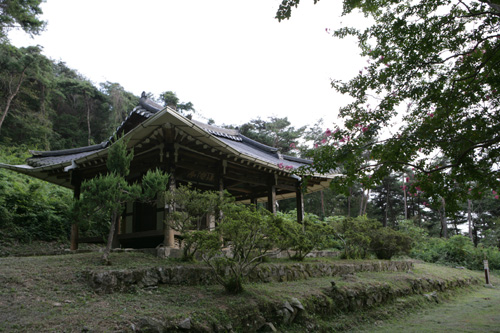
0;44;137;150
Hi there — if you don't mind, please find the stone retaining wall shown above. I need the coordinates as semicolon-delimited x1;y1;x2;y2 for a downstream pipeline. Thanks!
83;260;413;294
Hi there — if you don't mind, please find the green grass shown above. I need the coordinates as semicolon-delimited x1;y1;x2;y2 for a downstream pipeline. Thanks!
0;250;497;332
356;285;500;332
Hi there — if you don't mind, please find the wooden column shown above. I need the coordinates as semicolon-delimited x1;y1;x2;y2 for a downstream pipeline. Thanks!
216;172;224;233
267;174;277;214
163;170;176;247
70;174;81;251
296;183;304;225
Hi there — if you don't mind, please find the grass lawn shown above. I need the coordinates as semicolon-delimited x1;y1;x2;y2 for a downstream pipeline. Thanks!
0;250;496;332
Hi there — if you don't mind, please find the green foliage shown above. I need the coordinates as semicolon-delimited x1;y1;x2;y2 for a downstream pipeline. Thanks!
0;44;53;147
369;227;412;260
75;139;169;263
0;147;72;243
0;44;138;151
286;0;500;219
329;215;381;259
99;81;137;129
0;174;71;243
410;234;500;271
328;215;412;259
0;0;45;41
276;210;336;260
159;91;195;117
238;117;306;155
106;138;133;177
141;168;170;202
197;205;282;293
164;184;227;261
159;91;179;109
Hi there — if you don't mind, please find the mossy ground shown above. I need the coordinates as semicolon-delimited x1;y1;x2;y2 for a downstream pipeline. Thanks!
0;246;497;332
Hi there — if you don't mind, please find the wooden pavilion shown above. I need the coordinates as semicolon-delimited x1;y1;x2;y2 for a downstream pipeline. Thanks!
0;95;334;250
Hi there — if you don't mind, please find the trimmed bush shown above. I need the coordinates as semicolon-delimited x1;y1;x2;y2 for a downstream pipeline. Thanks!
370;227;412;259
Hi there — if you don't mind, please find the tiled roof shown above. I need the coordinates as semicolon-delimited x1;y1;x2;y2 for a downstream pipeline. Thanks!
27;143;108;167
112;96;163;140
12;97;316;173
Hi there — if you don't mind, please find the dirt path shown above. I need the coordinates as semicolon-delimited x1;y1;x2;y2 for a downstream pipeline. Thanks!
360;284;500;332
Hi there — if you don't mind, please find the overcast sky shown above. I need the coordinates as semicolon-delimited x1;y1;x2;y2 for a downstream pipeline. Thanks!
9;0;366;129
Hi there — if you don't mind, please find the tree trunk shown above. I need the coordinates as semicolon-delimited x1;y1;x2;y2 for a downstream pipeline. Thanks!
468;199;473;242
417;194;421;227
0;69;26;134
441;197;448;239
403;175;408;220
347;187;352;217
101;210;118;264
384;181;389;227
359;188;364;216
363;189;370;215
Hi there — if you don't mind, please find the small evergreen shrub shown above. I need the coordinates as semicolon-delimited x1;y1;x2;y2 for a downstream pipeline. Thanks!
369;227;412;259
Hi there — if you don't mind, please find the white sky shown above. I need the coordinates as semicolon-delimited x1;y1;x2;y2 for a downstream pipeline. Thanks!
9;0;366;129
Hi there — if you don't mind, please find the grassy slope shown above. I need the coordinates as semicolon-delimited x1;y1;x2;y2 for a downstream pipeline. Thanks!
0;251;497;332
356;283;500;332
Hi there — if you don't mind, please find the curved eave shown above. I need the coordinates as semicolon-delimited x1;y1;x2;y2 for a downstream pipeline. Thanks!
0;162;74;189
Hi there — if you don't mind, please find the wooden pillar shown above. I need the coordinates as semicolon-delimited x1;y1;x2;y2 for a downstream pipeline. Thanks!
163;170;176;247
250;198;258;206
267;174;277;214
70;175;81;251
296;184;304;225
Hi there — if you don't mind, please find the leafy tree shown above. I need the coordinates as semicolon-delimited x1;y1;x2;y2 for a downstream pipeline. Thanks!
0;44;52;139
100;82;137;129
239;117;306;155
278;0;500;227
159;90;179;109
0;0;45;41
159;90;195;118
51;74;112;148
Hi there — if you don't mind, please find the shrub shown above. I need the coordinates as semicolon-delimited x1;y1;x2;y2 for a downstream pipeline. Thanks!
0;169;72;243
328;215;382;259
369;227;412;259
409;234;500;271
197;205;281;293
276;211;336;260
163;184;228;261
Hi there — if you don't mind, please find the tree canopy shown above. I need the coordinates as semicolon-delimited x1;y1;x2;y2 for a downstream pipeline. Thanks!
279;0;500;213
0;0;45;41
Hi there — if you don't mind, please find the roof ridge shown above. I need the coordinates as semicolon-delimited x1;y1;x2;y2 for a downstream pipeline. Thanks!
240;134;279;153
29;142;107;157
